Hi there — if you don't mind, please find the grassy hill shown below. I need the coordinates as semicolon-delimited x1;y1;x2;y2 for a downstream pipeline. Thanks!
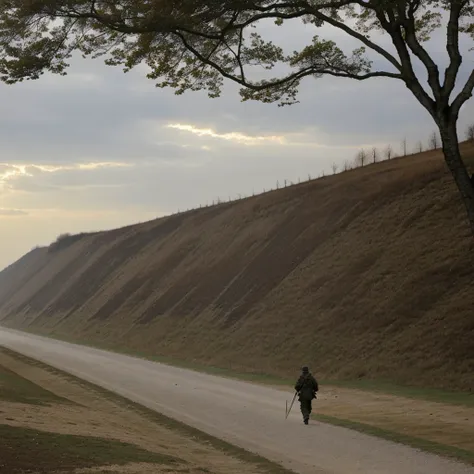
1;143;473;392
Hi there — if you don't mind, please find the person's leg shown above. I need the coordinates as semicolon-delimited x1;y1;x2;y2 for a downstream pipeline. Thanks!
301;400;310;424
300;400;305;419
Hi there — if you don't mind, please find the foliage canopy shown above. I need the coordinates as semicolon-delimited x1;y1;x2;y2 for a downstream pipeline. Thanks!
0;1;472;116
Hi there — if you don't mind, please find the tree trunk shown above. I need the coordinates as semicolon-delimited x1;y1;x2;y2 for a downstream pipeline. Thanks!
438;120;474;236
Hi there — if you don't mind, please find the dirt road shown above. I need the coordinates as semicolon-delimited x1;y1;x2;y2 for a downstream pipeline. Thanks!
0;327;472;474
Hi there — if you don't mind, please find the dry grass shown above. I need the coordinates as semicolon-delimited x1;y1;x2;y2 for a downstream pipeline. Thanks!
316;385;474;453
1;143;474;391
0;347;291;474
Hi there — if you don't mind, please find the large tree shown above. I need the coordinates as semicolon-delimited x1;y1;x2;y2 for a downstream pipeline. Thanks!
0;1;473;234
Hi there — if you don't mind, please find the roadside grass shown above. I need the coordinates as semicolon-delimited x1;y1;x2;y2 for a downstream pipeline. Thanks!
1;347;296;474
0;424;181;474
324;378;474;408
0;360;71;406
313;414;474;466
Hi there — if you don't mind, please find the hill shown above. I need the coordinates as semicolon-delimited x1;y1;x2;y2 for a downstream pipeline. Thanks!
1;143;474;392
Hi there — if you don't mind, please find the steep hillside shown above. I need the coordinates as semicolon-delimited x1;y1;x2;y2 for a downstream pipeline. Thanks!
1;144;474;392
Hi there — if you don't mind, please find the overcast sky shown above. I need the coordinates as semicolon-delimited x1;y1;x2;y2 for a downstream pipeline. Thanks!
1;17;474;270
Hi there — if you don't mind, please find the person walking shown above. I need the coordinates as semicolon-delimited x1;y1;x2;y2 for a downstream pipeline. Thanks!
294;366;318;425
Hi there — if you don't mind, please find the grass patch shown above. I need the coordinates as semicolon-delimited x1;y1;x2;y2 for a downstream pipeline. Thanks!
315;414;474;466
2;347;295;474
324;378;474;408
0;424;181;474
0;360;70;406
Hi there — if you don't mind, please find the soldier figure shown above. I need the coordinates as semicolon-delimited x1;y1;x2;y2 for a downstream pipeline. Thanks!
294;366;318;425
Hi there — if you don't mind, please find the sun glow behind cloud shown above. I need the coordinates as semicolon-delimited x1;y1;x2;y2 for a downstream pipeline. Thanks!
165;122;375;150
0;164;28;183
166;123;286;145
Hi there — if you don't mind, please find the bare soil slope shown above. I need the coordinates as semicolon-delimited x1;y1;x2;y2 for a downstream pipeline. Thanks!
1;144;474;391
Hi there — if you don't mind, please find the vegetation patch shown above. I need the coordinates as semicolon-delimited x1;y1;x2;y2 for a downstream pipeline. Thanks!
324;378;474;408
48;232;96;253
0;424;181;474
314;415;474;466
0;362;70;406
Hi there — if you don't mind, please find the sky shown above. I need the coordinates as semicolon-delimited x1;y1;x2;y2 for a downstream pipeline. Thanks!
1;14;474;270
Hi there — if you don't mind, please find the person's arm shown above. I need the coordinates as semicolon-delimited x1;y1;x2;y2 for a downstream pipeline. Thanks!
294;376;303;392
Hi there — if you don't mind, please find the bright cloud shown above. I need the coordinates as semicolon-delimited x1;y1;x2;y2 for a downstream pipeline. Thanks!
0;162;133;187
77;162;132;170
164;123;383;150
166;123;286;145
0;164;28;184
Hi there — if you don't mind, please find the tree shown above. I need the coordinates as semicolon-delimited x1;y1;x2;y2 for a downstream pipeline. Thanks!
55;233;71;242
0;2;474;234
416;141;424;154
466;124;474;141
332;162;338;175
355;149;367;168
385;145;393;161
429;131;440;150
401;138;408;157
371;147;378;164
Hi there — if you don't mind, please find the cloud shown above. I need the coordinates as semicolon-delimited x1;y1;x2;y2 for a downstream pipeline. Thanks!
0;164;27;184
166;123;286;145
0;208;28;216
76;162;132;170
165;120;391;152
0;161;133;190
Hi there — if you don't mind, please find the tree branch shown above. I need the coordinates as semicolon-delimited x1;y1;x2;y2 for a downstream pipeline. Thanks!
452;68;474;117
175;31;295;91
175;31;399;95
376;9;436;118
401;4;442;101
230;10;310;32
443;1;465;102
307;8;403;73
254;0;356;13
316;70;401;80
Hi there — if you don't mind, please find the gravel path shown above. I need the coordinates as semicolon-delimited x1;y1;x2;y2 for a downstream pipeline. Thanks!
1;327;472;474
